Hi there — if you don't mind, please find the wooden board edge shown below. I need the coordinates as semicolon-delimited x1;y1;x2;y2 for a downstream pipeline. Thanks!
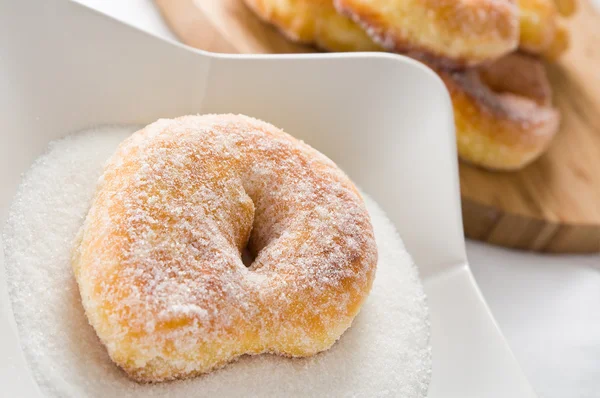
462;197;600;253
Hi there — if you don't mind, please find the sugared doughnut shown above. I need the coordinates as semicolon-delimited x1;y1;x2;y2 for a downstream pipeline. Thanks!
435;53;560;170
333;0;519;68
71;114;378;382
242;0;381;51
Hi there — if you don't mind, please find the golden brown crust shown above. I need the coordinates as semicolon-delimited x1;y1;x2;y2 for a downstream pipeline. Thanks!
518;0;573;59
72;114;377;382
519;0;558;54
242;0;381;51
435;53;560;170
540;20;569;59
478;52;552;106
553;0;576;16
334;0;519;68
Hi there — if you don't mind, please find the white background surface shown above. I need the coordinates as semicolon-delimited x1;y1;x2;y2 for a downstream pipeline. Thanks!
74;1;600;397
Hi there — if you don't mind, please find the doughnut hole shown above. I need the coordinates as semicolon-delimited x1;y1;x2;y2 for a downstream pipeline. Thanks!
241;247;255;267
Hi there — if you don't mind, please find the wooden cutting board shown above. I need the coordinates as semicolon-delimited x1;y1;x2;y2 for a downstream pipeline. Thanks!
156;0;600;253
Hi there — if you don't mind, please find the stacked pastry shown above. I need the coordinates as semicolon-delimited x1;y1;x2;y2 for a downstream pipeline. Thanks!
243;0;575;170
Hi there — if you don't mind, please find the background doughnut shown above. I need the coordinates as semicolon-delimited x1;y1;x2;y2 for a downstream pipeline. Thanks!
435;53;560;170
333;0;519;68
242;0;381;51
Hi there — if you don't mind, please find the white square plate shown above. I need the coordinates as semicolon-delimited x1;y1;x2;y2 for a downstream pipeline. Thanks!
0;1;536;396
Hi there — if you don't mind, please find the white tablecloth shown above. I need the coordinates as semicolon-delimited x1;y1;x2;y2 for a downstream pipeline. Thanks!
74;2;600;396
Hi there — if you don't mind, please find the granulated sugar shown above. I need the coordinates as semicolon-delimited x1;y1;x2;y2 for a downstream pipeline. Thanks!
2;126;431;397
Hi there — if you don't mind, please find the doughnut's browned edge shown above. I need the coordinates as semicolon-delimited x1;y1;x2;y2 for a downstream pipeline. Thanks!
434;53;560;170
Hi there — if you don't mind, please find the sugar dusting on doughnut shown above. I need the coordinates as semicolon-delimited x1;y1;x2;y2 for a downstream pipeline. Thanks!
71;114;378;381
334;0;519;68
3;124;430;396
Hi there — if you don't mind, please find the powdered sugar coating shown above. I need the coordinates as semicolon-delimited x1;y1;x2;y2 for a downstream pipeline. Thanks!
2;125;431;396
72;114;378;381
